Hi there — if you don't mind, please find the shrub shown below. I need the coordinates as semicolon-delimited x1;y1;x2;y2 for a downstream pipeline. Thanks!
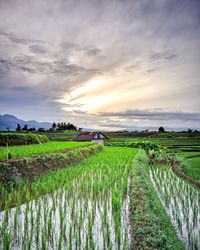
0;133;49;146
105;141;160;154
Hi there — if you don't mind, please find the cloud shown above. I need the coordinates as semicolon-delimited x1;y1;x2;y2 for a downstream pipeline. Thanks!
86;47;101;56
11;86;33;92
0;55;98;76
99;109;200;122
0;88;48;106
0;0;199;128
0;58;10;77
29;44;50;54
0;30;46;45
98;122;197;132
150;50;177;63
124;49;178;75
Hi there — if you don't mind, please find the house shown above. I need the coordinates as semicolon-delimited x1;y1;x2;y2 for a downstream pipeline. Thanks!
74;132;108;144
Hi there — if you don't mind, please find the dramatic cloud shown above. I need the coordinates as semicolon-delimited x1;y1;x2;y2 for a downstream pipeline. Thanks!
0;54;98;77
0;0;199;130
99;109;200;121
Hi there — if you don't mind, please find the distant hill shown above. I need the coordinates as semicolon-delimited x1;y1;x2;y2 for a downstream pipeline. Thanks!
0;114;52;131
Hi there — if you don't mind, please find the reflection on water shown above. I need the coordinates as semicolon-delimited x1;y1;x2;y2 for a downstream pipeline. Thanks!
0;180;130;249
150;166;200;250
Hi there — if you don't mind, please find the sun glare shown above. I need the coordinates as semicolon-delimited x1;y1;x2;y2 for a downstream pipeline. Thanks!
58;78;113;113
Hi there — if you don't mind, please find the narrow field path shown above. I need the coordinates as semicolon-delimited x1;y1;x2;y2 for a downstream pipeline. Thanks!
130;151;184;250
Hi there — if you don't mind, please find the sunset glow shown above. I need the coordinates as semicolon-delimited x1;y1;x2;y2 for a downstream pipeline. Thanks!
0;0;199;130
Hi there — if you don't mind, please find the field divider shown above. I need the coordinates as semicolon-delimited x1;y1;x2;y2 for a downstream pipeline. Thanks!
172;162;200;189
0;144;103;190
130;150;184;249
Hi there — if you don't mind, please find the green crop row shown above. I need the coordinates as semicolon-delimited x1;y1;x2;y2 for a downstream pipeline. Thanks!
178;154;200;181
105;141;161;154
150;163;200;249
0;141;93;160
0;144;103;190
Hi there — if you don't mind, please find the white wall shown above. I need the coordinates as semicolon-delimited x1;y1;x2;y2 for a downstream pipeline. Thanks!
91;139;104;144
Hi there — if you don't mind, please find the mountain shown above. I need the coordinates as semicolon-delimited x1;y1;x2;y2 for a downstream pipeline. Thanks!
0;114;52;130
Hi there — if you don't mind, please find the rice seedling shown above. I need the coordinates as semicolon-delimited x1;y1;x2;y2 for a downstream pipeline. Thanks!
0;141;93;160
0;147;135;249
150;164;200;249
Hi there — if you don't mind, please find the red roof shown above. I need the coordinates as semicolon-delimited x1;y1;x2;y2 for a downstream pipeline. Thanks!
74;132;107;141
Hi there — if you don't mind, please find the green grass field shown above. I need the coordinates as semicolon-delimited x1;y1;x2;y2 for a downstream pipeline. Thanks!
0;141;93;160
46;131;78;141
108;137;200;146
177;152;200;181
108;136;200;182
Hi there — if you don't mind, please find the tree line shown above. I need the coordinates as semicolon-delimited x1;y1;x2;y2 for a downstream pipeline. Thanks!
15;122;79;132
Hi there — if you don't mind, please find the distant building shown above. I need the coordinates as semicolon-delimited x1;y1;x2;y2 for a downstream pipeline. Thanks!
74;132;108;144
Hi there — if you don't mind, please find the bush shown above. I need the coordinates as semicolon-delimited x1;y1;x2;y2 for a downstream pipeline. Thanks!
105;141;161;154
0;133;49;146
37;134;49;144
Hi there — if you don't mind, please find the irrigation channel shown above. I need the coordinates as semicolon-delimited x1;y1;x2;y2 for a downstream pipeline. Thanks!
0;147;134;249
150;165;200;250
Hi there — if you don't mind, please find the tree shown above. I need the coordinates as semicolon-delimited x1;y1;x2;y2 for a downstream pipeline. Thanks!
38;128;45;133
187;128;192;133
16;123;21;132
158;127;165;132
28;127;36;132
22;125;28;131
52;122;57;130
66;123;77;131
55;122;77;131
57;123;61;131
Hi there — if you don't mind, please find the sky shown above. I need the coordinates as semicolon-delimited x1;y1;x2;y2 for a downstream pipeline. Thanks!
0;0;200;131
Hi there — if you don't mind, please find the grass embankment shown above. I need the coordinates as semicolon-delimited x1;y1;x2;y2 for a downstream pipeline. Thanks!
0;141;93;160
130;150;184;250
176;153;200;181
182;157;200;181
0;144;102;190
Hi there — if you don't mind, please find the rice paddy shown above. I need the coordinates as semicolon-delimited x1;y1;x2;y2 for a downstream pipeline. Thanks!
0;137;199;249
176;152;200;181
150;164;200;249
0;141;93;160
0;147;136;249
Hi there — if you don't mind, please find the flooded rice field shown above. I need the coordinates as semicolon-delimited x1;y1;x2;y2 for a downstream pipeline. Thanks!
150;165;200;250
0;147;134;249
0;185;130;249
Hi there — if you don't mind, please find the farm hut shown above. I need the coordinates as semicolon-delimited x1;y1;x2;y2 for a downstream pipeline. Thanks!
74;132;108;144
